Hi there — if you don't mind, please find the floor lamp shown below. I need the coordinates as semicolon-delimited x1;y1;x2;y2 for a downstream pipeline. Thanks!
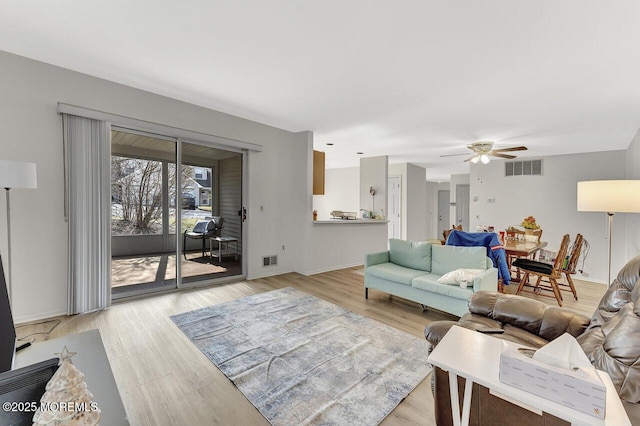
577;180;640;286
0;160;37;306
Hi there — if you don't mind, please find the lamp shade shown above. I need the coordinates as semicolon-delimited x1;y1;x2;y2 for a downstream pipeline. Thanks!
0;160;37;189
577;180;640;213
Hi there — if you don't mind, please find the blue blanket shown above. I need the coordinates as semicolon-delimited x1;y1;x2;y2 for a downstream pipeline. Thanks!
446;230;510;285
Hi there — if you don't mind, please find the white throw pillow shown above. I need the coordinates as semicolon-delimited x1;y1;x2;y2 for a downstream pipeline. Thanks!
437;268;485;285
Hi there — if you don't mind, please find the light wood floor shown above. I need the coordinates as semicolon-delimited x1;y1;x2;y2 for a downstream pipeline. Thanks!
16;268;604;426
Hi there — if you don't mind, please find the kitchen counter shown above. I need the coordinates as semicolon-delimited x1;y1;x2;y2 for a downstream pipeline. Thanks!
313;219;388;224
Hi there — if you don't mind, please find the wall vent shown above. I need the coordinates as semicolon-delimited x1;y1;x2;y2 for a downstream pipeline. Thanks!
263;255;278;267
505;159;542;177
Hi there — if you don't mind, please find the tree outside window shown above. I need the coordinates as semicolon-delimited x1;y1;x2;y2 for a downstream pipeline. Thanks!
111;156;194;235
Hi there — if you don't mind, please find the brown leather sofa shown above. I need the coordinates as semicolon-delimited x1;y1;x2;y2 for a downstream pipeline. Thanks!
424;254;640;425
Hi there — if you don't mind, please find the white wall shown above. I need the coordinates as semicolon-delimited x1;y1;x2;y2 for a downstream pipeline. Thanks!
360;156;388;217
406;164;428;241
626;129;640;259
470;150;627;284
0;51;309;322
313;167;359;220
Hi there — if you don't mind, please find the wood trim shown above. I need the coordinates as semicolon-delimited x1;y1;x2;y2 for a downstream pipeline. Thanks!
313;150;325;195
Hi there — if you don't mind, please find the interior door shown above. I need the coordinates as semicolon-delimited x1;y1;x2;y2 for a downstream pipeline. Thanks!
455;184;470;231
388;176;401;239
438;190;450;235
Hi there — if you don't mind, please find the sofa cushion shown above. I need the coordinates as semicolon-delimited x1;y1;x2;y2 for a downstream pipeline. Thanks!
366;263;427;285
431;245;487;276
411;274;473;300
389;239;432;271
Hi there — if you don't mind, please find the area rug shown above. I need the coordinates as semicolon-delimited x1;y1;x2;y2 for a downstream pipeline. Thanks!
171;287;431;425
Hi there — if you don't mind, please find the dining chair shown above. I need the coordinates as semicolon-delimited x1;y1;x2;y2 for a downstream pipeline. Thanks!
559;233;584;301
442;224;463;242
513;234;571;306
506;228;542;243
506;228;543;277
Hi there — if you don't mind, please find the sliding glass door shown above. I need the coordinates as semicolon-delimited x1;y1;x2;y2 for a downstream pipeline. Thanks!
180;142;243;284
110;130;244;299
110;129;179;297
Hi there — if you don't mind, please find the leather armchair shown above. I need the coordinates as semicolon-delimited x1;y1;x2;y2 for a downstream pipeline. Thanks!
424;254;640;425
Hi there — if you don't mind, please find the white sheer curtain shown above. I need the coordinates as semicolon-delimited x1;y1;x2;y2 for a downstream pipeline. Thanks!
62;114;111;314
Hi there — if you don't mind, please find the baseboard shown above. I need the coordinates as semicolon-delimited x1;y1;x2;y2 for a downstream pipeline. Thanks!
248;268;295;280
298;262;364;276
14;309;67;326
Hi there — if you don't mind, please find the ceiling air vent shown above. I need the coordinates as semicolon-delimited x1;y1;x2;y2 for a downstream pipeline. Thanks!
505;160;542;177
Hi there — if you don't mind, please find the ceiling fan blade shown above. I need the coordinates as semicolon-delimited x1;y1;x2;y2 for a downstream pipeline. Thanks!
463;155;478;162
440;153;469;158
492;146;528;153
490;152;517;159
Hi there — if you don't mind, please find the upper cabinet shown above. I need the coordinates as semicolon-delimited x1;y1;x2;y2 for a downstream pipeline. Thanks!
313;150;325;195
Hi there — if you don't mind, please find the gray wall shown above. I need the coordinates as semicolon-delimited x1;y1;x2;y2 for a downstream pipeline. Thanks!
0;50;308;322
470;150;627;284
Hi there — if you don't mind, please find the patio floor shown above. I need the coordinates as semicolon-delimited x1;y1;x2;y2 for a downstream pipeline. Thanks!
111;251;242;288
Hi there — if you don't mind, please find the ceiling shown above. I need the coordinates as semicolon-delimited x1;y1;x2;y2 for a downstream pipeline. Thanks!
2;1;640;181
111;130;241;164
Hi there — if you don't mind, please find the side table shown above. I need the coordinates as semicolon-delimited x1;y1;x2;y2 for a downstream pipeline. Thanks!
427;325;630;426
209;236;238;262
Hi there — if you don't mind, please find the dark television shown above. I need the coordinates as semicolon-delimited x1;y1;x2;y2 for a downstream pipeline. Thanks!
0;255;16;373
0;357;59;425
0;255;60;425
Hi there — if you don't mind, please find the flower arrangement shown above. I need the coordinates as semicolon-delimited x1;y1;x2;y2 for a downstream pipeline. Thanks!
521;215;540;230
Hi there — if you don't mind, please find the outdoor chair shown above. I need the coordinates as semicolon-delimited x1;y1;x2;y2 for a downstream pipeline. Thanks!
183;217;223;259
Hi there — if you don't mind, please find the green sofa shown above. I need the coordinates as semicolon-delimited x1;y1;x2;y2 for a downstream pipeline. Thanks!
364;239;498;317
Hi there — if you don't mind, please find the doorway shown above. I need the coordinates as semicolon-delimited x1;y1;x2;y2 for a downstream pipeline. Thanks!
388;176;401;239
437;190;450;236
110;129;244;299
455;184;470;231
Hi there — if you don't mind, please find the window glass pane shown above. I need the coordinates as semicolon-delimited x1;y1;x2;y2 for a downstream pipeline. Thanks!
111;156;163;235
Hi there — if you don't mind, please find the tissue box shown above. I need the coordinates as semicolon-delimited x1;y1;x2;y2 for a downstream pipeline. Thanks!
499;344;606;419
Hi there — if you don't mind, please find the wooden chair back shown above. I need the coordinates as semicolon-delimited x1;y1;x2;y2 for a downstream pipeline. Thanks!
506;228;542;242
443;224;463;241
565;234;584;274
549;234;571;279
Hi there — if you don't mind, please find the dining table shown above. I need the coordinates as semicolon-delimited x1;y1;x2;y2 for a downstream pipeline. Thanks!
503;239;548;258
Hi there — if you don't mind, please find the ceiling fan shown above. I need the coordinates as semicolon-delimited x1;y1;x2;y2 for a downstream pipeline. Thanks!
441;141;528;164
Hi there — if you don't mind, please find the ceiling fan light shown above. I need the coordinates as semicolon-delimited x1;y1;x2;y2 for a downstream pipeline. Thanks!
470;155;480;164
480;154;490;164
